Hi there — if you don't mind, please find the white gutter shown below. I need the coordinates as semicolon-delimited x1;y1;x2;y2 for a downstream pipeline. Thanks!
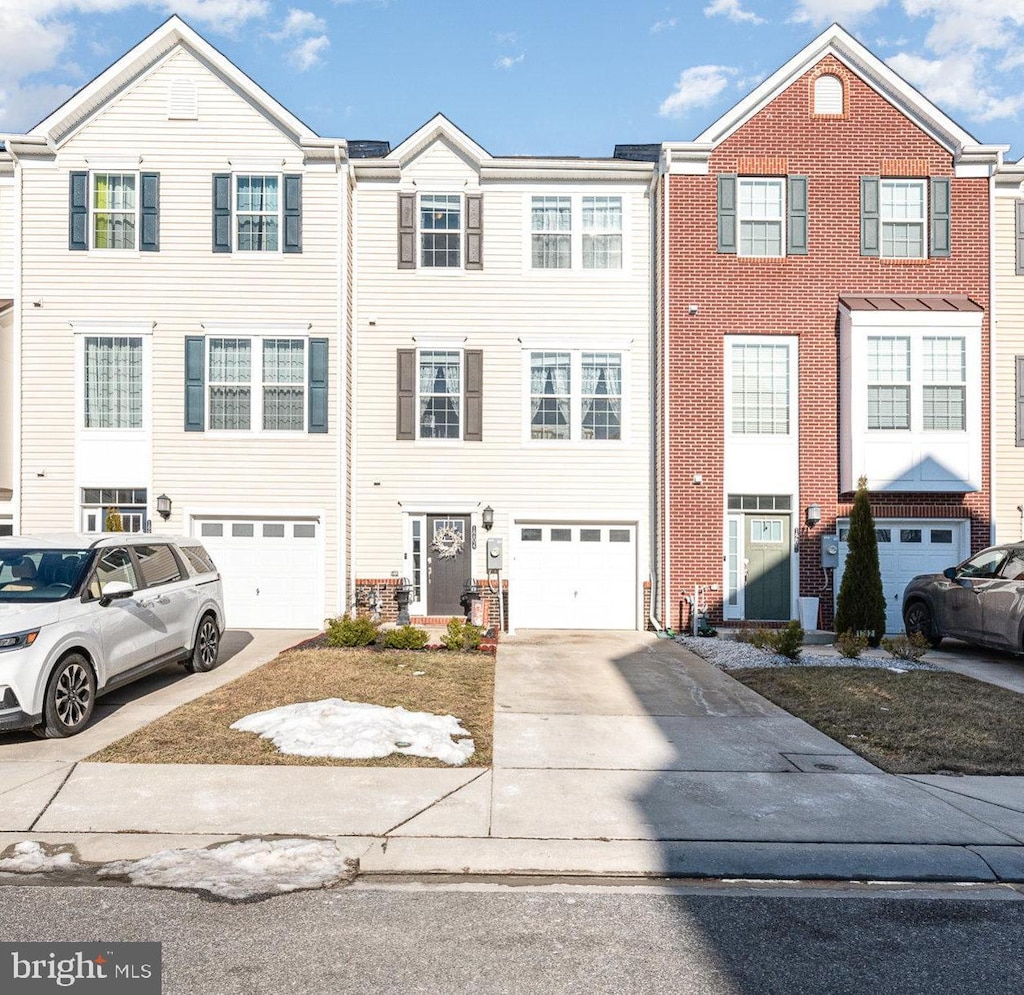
335;141;348;619
647;164;663;632
349;176;360;615
661;150;672;630
7;143;23;534
988;161;999;546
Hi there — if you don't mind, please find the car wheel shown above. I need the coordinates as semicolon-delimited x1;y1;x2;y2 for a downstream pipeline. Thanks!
40;654;96;738
904;600;942;648
185;614;221;673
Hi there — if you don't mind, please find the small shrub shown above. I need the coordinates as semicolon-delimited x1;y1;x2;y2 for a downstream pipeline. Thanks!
382;625;429;650
764;620;804;660
735;625;770;648
325;614;379;647
697;623;718;637
441;617;484;652
880;632;929;661
835;630;869;659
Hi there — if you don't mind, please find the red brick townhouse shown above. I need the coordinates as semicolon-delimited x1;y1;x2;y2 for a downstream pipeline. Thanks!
638;24;1005;635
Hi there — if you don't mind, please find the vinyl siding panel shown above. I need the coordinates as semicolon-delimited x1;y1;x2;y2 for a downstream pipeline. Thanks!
994;195;1024;542
17;49;344;615
353;142;652;591
0;178;14;297
0;311;13;494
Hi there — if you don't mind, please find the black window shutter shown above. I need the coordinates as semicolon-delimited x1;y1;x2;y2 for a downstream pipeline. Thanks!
860;177;880;256
397;349;416;439
1017;202;1024;276
787;175;808;256
1017;356;1024;447
717;174;736;254
398;193;416;269
69;172;89;251
464;349;483;441
308;337;328;433
930;177;950;258
212;174;232;253
465;194;483;270
140;172;160;252
283;174;302;253
184;337;205;432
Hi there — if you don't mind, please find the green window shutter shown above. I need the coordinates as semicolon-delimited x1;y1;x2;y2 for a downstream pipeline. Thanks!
283;174;302;253
1017;202;1024;276
787;175;808;255
930;177;950;258
308;337;328;433
464;349;483;441
398;193;416;269
69;171;89;251
465;193;483;270
212;173;232;253
184;337;205;432
1017;356;1024;447
397;349;416;439
717;174;736;254
140;172;160;252
860;177;880;256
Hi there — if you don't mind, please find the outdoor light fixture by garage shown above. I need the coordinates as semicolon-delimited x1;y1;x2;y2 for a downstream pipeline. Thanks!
805;504;822;528
482;505;495;531
156;494;172;521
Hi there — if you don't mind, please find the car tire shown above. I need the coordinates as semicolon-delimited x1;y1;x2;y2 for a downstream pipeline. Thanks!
185;614;221;673
39;653;96;738
904;600;942;649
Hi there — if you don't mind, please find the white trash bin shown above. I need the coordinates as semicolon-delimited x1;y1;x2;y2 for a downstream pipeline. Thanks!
797;596;820;630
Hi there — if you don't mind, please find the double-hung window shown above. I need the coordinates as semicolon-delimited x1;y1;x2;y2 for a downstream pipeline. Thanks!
418;350;462;438
531;197;572;268
880;179;926;259
236;175;280;251
730;342;790;434
738;178;785;257
528;349;623;441
420;194;461;267
84;336;143;429
867;336;911;430
92;173;137;249
582;197;623;268
923;336;966;431
530;195;624;270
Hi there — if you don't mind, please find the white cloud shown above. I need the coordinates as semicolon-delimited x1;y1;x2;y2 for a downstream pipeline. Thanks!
495;31;519;45
902;0;1024;54
789;0;889;26
159;0;270;30
495;53;525;71
289;33;329;71
269;7;327;39
704;0;765;25
659;64;738;118
651;17;678;32
888;51;1024;121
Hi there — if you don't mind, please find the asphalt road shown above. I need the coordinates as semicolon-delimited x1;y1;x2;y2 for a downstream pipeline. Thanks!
1;881;1023;994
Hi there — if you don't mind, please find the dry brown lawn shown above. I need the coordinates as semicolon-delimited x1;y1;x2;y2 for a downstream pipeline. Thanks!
732;666;1024;775
89;647;494;768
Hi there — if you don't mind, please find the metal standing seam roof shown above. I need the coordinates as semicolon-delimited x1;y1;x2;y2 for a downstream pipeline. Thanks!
838;295;984;313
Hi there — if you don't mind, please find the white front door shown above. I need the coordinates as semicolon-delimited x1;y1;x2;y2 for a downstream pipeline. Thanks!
192;517;323;629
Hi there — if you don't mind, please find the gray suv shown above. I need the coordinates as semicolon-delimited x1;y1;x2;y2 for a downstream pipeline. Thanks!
0;534;225;738
903;544;1024;653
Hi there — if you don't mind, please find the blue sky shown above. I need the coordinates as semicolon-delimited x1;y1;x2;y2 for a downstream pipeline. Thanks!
1;1;1022;158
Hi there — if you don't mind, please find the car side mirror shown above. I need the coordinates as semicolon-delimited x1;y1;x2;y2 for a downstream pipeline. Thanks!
943;567;957;580
99;580;134;607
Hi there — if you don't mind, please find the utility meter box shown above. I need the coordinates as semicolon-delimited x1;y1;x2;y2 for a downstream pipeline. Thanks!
821;534;840;569
486;537;504;571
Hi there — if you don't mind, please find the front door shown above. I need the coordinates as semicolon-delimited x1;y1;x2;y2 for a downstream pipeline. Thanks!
426;515;471;615
745;515;791;620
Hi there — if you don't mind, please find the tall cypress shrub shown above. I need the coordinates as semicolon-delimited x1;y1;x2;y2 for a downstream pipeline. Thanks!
834;477;886;646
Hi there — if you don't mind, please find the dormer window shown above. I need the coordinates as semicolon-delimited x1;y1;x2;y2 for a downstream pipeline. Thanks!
813;74;844;115
420;194;462;267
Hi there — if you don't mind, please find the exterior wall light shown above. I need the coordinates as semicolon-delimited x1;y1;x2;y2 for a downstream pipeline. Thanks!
806;504;822;528
482;505;495;531
156;494;172;521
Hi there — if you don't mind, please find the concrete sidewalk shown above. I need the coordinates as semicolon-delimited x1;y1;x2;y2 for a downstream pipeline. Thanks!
1;630;1023;885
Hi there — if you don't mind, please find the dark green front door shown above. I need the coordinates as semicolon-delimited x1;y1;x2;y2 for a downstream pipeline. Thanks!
745;514;791;620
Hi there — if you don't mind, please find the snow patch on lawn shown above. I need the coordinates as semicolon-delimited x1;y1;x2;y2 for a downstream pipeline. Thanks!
0;841;78;874
678;636;938;671
98;838;356;901
230;699;475;766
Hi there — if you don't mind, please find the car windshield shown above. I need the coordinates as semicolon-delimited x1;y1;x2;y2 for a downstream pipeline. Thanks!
0;549;93;603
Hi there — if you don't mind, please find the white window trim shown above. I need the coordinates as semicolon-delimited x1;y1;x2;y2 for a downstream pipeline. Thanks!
418;192;464;271
200;331;312;436
736;176;786;258
415;347;464;442
521;347;630;445
233;173;284;254
80;487;149;534
880;178;927;260
522;190;629;275
71;323;153;434
89;170;141;253
724;335;798;441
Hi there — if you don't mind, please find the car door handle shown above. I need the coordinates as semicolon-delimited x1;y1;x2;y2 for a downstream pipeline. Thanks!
138;598;155;609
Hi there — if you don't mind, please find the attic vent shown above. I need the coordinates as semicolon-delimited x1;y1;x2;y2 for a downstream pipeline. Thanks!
813;74;843;115
168;78;198;120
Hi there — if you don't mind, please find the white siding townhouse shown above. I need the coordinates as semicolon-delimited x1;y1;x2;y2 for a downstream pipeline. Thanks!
0;17;350;629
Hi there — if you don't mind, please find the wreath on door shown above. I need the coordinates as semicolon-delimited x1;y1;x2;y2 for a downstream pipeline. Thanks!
431;524;465;559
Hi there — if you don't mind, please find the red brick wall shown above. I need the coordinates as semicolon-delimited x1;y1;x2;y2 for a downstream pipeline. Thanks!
663;56;991;631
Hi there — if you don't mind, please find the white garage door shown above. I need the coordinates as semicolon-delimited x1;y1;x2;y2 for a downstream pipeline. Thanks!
193;517;324;629
835;519;968;635
513;523;637;630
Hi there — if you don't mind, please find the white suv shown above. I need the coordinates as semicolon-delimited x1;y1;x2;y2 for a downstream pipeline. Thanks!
0;534;225;738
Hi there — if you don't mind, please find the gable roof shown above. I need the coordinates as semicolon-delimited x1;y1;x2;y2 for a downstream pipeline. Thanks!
685;23;1003;161
386;113;492;168
20;15;332;150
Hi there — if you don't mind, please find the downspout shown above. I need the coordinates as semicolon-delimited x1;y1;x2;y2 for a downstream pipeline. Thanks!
7;142;23;534
648;162;664;632
661;151;673;630
349;171;360;616
988;160;998;546
335;141;348;620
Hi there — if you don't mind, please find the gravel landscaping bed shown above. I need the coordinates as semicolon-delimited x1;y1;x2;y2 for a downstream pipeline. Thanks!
676;635;940;671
